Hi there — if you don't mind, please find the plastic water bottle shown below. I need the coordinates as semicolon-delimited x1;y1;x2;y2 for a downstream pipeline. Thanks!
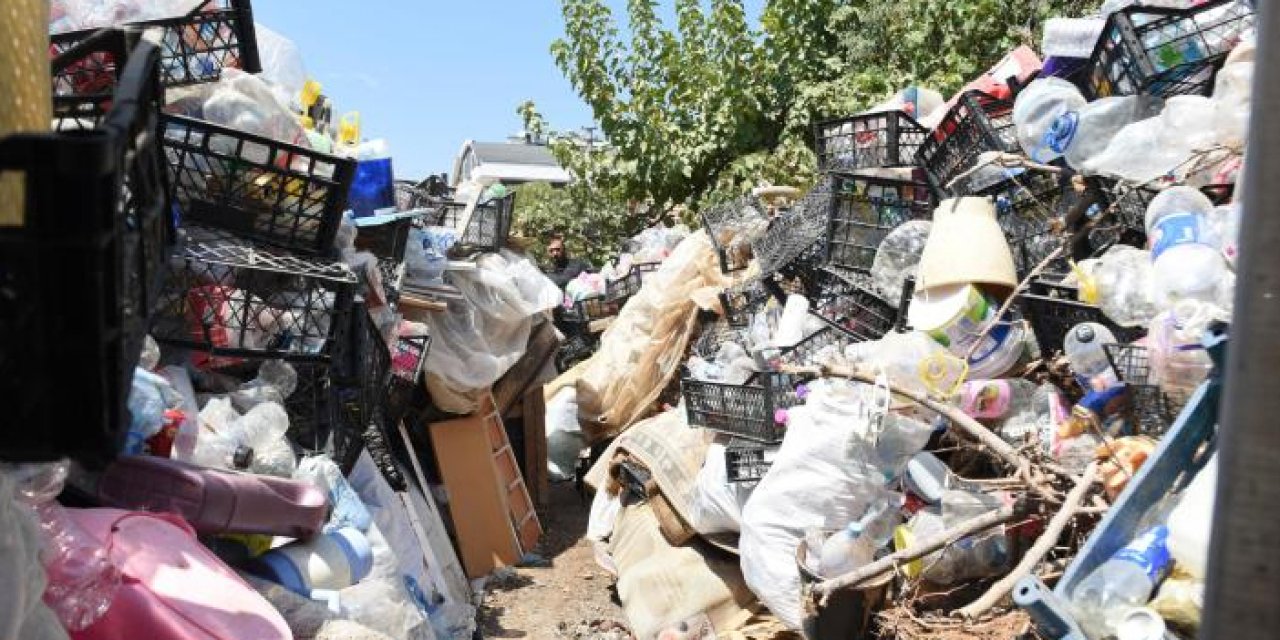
1012;78;1087;162
1064;323;1120;391
1071;526;1173;638
819;522;875;578
870;220;932;303
1145;186;1230;306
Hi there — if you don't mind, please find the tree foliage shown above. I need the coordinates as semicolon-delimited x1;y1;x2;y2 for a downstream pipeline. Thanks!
543;0;1102;213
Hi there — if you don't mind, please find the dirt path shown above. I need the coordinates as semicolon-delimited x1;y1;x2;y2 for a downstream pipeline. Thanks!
476;481;631;639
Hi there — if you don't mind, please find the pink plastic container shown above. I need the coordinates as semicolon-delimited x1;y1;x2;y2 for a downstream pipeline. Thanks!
97;456;328;539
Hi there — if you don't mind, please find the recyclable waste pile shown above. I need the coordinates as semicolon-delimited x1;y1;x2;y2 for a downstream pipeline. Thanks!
576;2;1251;638
0;2;579;638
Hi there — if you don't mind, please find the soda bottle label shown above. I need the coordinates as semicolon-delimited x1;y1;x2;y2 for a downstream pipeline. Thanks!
960;380;1013;419
1150;212;1208;259
1112;525;1173;582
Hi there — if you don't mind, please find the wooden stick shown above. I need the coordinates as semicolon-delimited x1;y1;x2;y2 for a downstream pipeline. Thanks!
812;503;1022;603
954;462;1099;621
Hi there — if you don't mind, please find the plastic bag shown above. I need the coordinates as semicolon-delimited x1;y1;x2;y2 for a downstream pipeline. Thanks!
340;577;437;640
50;0;201;33
685;443;754;535
253;23;307;96
545;388;585;481
586;488;623;542
294;456;373;533
423;251;560;399
739;380;885;630
198;69;308;149
0;467;68;640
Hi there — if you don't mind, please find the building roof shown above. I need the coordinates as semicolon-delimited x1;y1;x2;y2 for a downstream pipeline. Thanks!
469;142;562;167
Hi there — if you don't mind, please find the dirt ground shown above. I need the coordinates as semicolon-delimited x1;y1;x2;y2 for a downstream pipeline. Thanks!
476;480;633;640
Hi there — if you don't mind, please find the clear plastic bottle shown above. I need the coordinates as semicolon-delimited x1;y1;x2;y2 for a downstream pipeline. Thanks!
1071;526;1173;639
1064;323;1120;392
1148;299;1217;400
1012;78;1088;162
870;220;932;303
819;522;875;578
1090;245;1161;329
1145;186;1229;307
1064;96;1164;171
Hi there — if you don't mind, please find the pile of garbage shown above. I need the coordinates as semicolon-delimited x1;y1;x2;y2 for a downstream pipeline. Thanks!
573;1;1250;639
1;1;570;638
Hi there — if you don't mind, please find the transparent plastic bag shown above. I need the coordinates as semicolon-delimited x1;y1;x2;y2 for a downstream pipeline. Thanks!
200;70;308;149
253;23;307;96
50;0;201;33
686;442;754;535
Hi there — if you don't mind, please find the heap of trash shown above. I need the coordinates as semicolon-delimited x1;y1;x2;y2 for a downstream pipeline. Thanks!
551;1;1253;639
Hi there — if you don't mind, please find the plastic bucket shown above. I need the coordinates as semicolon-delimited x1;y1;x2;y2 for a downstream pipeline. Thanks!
796;542;892;640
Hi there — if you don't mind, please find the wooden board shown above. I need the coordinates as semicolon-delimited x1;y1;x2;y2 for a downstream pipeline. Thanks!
522;390;549;508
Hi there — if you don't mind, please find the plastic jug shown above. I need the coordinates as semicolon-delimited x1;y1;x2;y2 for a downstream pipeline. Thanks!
97;456;328;539
251;526;373;596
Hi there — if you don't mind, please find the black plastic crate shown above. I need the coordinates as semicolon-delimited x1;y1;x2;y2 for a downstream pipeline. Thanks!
1019;279;1145;356
725;438;777;483
606;261;660;302
752;186;832;277
286;362;367;473
804;268;898;342
1082;0;1255;99
967;169;1070;277
151;226;358;362
569;294;621;322
434;192;517;254
701;195;769;274
825;173;934;273
915;91;1019;195
691;321;748;360
815;110;928;173
0;31;166;466
770;315;858;371
51;0;262;89
161;113;356;255
719;277;776;328
1103;343;1192;436
682;372;801;443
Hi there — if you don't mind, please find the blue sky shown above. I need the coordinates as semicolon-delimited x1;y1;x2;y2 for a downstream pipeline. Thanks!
252;1;763;181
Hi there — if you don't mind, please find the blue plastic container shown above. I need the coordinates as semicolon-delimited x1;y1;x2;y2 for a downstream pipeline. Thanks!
349;157;396;218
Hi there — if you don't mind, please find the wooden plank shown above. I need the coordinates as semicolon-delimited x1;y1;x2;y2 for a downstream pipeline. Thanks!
522;389;549;509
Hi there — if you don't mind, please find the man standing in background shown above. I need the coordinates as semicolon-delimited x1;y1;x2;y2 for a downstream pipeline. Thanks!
545;235;593;289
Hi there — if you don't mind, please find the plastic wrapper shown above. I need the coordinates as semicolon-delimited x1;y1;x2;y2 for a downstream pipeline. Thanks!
739;380;893;630
622;225;690;264
49;0;201;33
254;23;308;97
231;360;297;412
565;271;607;303
193;398;296;478
422;251;561;404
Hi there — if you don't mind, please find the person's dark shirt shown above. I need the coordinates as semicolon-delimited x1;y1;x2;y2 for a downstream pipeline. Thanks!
546;256;593;288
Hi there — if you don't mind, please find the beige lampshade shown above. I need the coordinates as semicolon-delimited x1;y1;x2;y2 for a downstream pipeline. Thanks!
915;197;1017;295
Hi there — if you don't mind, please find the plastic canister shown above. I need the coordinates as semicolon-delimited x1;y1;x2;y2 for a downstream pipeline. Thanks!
908;284;1011;360
253;527;374;596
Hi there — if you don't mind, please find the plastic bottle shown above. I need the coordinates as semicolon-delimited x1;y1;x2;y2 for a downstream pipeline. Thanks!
1089;245;1161;329
957;378;1039;421
1145;186;1229;306
1064;323;1120;391
1148;299;1217;399
995;383;1061;446
819;522;875;578
870;220;932;303
1071;526;1173;639
1012;78;1087;162
1064;96;1164;171
1166;453;1216;580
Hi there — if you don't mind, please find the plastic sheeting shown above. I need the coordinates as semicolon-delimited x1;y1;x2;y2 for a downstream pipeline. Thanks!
422;251;561;413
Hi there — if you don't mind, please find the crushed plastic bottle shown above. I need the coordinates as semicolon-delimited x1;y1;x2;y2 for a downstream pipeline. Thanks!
1145;186;1230;307
870;220;932;302
1064;96;1163;171
1071;526;1173;639
909;490;1010;585
3;461;121;631
1013;78;1088;163
1089;245;1161;328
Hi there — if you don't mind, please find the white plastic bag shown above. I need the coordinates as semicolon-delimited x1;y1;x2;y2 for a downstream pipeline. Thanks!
253;23;308;96
685;443;754;535
545;388;585;481
739;380;885;630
